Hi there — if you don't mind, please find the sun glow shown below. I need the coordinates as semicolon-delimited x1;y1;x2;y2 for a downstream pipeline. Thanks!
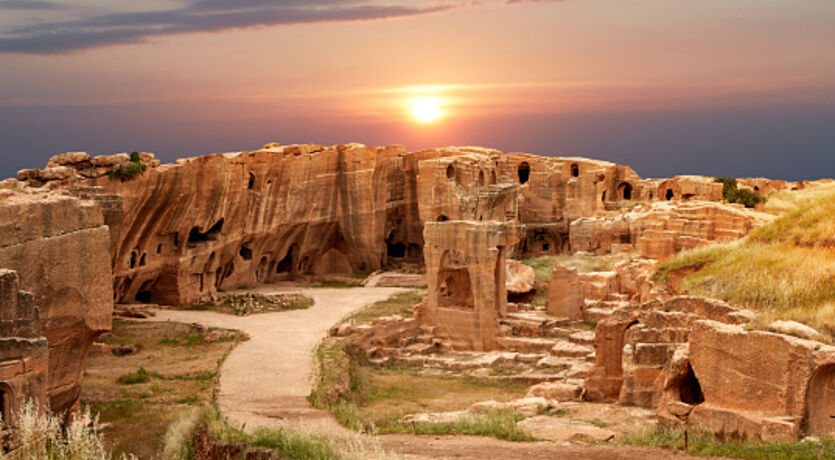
408;96;444;123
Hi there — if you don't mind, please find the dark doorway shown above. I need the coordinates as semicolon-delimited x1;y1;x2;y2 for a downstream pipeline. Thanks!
517;162;531;184
619;182;633;200
570;164;579;177
666;189;675;200
679;365;705;405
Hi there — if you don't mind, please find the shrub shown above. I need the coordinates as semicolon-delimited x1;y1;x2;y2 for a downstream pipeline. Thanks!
714;177;766;208
117;367;151;384
107;152;147;182
2;401;135;459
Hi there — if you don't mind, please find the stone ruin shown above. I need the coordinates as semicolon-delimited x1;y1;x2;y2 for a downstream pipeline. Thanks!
0;190;112;419
0;269;48;446
3;142;829;443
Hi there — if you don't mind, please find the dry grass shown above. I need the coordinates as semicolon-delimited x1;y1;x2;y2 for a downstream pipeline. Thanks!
658;184;835;333
348;289;424;324
81;320;245;458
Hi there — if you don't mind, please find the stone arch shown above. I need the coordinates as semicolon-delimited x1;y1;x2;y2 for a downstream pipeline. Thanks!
805;364;835;437
446;164;455;180
517;162;531;184
570;163;580;177
618;182;633;200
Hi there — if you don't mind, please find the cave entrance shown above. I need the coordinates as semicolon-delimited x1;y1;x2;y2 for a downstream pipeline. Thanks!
618;182;633;200
0;385;8;425
188;219;224;244
276;244;299;274
446;164;455;180
571;164;579;177
437;215;449;222
679;365;705;405
517;162;531;184
134;279;156;303
248;172;255;190
805;364;835;437
665;189;675;200
239;244;253;260
387;241;406;258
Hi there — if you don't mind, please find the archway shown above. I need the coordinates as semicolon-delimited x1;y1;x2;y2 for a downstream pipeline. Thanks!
618;182;633;200
805;364;835;437
517;162;531;184
570;164;579;177
666;189;675;200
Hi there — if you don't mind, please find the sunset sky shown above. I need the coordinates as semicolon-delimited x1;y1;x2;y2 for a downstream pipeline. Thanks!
1;0;833;180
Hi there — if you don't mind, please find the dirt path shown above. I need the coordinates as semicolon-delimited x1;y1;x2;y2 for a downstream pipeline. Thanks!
150;285;404;434
149;286;707;459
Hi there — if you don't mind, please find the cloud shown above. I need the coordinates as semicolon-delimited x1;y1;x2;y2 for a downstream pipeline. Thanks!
0;0;62;9
0;1;461;54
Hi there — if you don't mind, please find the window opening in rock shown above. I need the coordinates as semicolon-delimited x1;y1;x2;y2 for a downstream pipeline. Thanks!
188;219;224;243
248;172;255;190
517;162;531;184
666;189;675;200
239;244;253;260
571;164;579;177
130;251;137;269
619;182;633;200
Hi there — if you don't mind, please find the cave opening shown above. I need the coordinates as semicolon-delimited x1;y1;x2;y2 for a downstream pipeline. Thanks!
129;251;137;269
478;170;485;186
276;244;299;273
188;219;224;243
571;164;579;177
248;172;255;190
239;244;253;260
437;215;449;222
619;182;633;200
679;365;705;405
446;164;455;180
666;189;675;200
387;241;406;258
517;162;530;184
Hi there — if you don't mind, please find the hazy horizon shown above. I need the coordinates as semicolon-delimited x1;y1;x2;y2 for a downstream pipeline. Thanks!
1;0;834;181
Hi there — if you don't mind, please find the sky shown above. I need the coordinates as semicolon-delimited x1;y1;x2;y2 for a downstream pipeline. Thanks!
0;0;834;180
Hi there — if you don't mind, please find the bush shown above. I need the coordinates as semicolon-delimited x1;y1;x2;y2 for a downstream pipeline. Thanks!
1;401;135;459
107;152;147;182
117;367;152;384
714;177;765;208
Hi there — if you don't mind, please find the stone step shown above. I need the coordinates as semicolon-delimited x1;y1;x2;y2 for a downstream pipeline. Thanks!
583;307;614;323
568;330;596;345
551;341;593;358
496;337;557;353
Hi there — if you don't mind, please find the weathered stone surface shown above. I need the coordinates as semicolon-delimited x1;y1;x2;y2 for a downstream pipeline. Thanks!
0;191;112;414
527;382;583;401
505;259;535;295
546;263;583;319
0;269;49;429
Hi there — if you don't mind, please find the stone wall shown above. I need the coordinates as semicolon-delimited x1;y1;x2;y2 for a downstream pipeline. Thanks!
422;221;516;351
0;191;111;414
0;269;48;432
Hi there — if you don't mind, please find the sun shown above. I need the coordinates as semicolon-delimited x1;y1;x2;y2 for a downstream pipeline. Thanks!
408;96;444;123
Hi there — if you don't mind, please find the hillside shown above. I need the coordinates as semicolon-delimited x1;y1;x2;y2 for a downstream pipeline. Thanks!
655;182;835;333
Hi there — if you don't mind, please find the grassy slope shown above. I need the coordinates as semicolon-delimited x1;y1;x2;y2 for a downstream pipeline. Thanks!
656;183;835;332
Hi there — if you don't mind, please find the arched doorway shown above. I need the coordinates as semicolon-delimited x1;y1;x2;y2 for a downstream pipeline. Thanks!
618;182;633;200
806;364;835;437
517;162;531;184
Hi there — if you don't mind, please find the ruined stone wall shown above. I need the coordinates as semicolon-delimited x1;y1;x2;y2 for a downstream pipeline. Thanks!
422;221;516;351
0;269;48;430
0;192;111;414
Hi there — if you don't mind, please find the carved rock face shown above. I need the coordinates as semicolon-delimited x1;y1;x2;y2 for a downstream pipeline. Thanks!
0;192;112;414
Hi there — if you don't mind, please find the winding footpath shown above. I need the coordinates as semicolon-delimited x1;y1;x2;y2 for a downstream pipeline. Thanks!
150;285;710;460
151;285;404;434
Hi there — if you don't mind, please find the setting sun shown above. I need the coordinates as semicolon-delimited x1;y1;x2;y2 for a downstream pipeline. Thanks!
409;96;444;123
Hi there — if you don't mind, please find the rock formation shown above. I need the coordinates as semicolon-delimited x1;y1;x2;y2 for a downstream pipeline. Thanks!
0;269;48;433
0;188;112;414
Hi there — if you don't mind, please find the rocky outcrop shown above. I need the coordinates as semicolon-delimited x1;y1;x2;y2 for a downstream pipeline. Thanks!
570;201;772;260
546;264;583;320
0;269;48;431
0;190;112;414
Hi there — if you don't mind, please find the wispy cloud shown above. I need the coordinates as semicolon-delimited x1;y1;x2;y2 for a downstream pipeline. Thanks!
0;0;62;9
0;1;463;54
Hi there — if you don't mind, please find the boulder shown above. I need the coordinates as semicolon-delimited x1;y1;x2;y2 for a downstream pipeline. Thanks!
505;259;535;295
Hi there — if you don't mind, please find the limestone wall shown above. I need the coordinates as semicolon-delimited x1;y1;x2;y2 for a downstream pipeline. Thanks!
0;192;111;414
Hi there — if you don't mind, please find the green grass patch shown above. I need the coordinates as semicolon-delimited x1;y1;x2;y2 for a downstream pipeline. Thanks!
117;367;153;384
624;425;835;459
409;409;537;442
348;289;424;324
251;427;344;460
